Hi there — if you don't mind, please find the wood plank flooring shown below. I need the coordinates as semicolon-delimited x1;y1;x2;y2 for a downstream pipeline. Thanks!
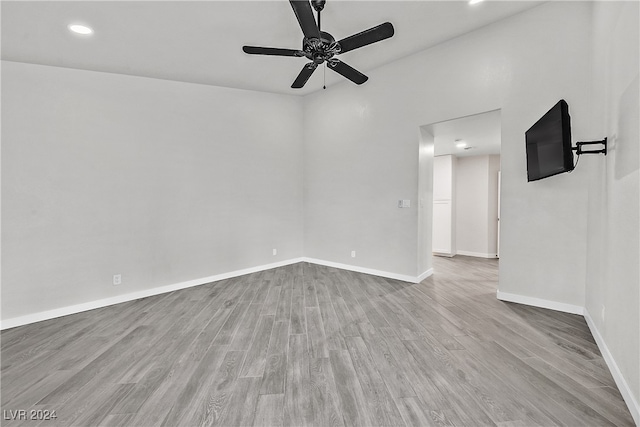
1;256;635;426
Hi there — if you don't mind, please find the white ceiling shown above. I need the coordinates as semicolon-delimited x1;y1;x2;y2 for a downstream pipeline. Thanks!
429;109;501;157
1;1;543;96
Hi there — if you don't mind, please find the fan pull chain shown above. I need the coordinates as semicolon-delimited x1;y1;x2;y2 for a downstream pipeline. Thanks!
323;63;326;90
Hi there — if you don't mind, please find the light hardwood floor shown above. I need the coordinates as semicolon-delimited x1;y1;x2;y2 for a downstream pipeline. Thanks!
1;256;635;426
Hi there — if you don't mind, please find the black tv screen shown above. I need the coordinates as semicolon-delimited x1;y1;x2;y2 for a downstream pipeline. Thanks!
525;99;574;181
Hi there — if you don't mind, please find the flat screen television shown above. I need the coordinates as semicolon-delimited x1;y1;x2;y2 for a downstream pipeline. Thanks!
525;99;574;181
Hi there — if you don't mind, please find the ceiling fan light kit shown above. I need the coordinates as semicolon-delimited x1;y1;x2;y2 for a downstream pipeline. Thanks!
242;0;395;89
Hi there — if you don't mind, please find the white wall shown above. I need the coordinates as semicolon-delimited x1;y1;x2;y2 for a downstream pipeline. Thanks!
302;82;420;277
586;0;639;418
456;155;486;257
304;2;592;303
1;61;304;321
456;155;484;256
417;127;434;276
455;154;500;258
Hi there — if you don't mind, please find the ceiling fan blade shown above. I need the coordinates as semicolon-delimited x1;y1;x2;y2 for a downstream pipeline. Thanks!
337;22;394;54
292;62;318;89
289;0;321;40
243;46;303;57
327;60;368;85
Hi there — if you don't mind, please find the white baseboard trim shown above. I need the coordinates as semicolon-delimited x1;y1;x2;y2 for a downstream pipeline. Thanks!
0;257;305;330
416;268;434;283
433;251;455;258
302;257;421;284
496;290;584;315
456;250;498;259
584;309;640;426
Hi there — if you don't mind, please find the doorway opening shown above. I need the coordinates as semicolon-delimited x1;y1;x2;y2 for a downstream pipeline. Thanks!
418;109;501;277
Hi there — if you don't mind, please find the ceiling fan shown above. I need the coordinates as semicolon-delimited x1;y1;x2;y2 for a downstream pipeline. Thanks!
242;0;394;89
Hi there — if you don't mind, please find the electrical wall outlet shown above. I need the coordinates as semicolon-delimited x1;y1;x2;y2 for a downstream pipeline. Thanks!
113;274;122;286
601;306;605;322
351;250;356;258
273;248;277;256
398;200;411;208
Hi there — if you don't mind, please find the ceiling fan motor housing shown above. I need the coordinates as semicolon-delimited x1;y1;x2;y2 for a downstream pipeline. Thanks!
303;31;340;64
311;0;326;12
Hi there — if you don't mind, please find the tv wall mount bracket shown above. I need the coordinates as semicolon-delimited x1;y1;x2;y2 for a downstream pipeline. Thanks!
573;137;607;156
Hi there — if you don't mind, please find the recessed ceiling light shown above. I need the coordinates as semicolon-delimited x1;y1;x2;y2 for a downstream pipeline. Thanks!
455;139;467;148
68;24;93;35
469;0;484;4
